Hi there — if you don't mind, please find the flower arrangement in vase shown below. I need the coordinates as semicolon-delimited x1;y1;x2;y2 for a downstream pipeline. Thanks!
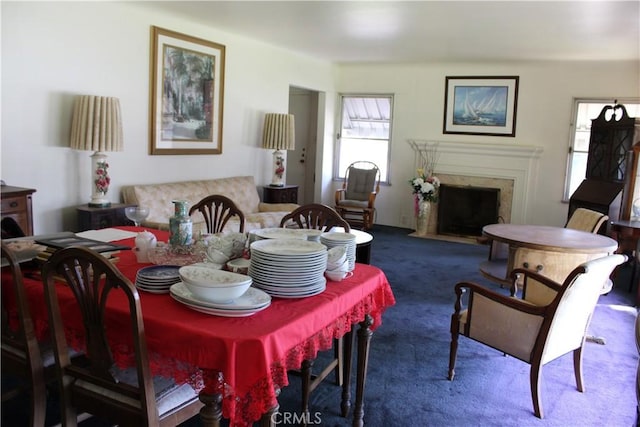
409;143;440;235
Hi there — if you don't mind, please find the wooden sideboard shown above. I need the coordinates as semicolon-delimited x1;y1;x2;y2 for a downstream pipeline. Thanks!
1;185;36;236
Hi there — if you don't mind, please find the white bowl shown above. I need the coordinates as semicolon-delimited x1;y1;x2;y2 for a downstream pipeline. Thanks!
327;246;347;266
178;265;251;303
328;258;350;273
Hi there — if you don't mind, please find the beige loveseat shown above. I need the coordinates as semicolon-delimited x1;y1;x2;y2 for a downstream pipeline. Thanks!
121;176;298;233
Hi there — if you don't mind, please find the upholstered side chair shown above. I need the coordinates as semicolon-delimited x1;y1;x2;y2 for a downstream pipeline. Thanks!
335;161;380;230
449;254;626;418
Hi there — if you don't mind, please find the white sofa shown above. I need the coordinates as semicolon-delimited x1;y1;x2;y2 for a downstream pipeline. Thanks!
121;176;298;233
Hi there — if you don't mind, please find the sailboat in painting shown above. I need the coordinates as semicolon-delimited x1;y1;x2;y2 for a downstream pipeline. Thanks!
453;87;508;126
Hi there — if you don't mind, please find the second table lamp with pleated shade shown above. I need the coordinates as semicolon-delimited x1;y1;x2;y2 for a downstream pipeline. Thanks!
69;95;123;207
262;113;295;187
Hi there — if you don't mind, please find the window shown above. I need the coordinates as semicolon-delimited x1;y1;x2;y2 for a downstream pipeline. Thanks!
335;95;393;183
564;98;640;200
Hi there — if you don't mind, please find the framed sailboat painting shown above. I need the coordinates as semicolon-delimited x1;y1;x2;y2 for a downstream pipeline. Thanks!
443;76;519;137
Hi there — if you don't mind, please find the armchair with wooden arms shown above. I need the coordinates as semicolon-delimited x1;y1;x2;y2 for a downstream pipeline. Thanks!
334;161;380;230
42;247;202;426
189;194;245;234
449;254;626;419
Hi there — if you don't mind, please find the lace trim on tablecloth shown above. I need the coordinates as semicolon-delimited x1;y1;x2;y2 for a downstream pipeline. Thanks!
28;281;395;427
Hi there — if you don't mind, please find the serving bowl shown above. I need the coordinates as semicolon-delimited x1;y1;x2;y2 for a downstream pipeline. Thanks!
178;265;252;303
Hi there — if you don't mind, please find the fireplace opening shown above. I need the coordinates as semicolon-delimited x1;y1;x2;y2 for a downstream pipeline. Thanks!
437;184;500;237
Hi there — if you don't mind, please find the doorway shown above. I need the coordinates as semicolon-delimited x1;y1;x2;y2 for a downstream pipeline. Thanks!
288;86;319;205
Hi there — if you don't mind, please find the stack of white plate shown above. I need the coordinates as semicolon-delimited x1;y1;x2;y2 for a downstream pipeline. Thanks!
135;265;181;294
320;232;356;272
169;282;271;317
251;228;308;241
248;238;328;298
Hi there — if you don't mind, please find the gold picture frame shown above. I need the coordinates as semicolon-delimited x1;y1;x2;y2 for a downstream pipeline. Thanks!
149;26;225;155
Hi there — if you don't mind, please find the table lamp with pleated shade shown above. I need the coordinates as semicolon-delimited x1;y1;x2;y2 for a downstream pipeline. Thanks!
70;95;123;207
262;113;295;187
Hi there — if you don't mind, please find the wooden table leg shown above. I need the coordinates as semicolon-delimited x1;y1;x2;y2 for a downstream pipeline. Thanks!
259;400;280;427
341;328;354;417
198;391;222;427
353;314;373;427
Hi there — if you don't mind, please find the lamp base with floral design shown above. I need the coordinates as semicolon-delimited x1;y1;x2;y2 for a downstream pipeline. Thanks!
415;200;431;236
269;149;286;187
88;151;112;207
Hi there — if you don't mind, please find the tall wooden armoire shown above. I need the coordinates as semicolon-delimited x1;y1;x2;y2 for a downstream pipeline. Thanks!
569;103;640;225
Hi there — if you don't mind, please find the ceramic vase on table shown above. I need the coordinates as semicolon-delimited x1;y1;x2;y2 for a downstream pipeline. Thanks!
169;200;193;248
415;200;431;236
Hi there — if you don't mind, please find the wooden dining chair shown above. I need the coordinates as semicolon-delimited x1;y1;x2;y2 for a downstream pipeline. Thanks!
279;203;350;414
42;246;202;426
189;194;245;234
279;203;351;232
449;254;626;418
1;243;49;427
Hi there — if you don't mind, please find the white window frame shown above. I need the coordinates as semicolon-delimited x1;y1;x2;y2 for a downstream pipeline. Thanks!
563;98;640;201
334;94;393;184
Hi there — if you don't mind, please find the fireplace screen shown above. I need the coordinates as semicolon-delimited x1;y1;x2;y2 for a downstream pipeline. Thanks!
437;184;500;237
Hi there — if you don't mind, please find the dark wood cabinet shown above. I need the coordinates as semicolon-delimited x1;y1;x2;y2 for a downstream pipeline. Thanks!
263;185;298;204
76;203;136;231
1;185;36;236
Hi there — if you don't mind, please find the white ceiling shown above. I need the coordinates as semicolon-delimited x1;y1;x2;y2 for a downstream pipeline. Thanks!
136;1;640;63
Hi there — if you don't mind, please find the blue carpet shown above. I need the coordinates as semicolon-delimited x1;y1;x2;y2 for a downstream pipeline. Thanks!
3;225;637;426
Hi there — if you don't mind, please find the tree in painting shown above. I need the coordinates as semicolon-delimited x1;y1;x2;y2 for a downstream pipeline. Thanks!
162;46;215;141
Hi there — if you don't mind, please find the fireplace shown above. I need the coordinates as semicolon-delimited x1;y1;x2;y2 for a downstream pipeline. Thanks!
437;184;500;237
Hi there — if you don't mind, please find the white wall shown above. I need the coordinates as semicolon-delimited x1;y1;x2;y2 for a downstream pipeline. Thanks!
1;2;336;233
2;2;638;234
335;61;639;228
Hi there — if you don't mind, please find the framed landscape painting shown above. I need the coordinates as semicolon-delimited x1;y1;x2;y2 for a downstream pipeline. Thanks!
443;76;519;137
150;26;225;155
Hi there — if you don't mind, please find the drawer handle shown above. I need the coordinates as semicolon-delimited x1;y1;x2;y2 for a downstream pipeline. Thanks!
9;201;18;208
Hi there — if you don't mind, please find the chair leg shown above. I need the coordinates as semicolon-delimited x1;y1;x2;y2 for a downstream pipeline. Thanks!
530;360;544;418
29;377;47;427
448;329;458;380
301;359;313;420
573;347;585;392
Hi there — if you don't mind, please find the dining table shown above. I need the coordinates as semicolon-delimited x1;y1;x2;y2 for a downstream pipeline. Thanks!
3;226;396;427
479;223;619;286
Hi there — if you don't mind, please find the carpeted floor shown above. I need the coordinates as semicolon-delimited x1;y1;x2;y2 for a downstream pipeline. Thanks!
3;225;638;426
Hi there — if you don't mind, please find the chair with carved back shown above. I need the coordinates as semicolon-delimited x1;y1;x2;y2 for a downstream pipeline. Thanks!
42;246;202;426
449;254;626;418
1;242;49;427
189;194;245;234
335;161;380;230
279;203;350;415
279;203;351;232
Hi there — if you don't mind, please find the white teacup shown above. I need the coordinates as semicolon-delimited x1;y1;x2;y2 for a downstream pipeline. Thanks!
325;270;347;281
206;247;230;264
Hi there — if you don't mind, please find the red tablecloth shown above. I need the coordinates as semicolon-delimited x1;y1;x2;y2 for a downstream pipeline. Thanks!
4;226;396;426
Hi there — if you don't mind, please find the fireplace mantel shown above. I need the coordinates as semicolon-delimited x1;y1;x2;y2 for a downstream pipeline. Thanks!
409;140;543;225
